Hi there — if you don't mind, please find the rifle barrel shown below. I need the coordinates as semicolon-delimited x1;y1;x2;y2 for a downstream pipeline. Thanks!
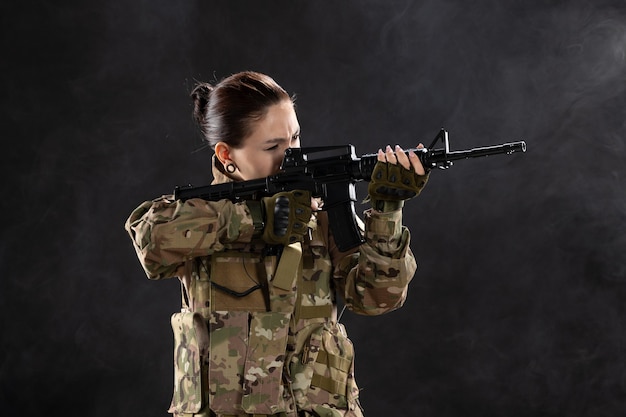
356;140;526;178
436;141;526;165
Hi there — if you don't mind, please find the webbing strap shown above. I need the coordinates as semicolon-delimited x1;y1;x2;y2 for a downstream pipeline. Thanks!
298;305;333;320
311;373;347;396
316;349;351;373
272;242;302;291
269;242;302;314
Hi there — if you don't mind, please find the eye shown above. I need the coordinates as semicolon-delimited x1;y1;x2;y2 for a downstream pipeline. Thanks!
291;133;300;142
265;144;279;151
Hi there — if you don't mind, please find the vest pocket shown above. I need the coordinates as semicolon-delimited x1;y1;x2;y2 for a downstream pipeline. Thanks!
168;311;209;414
207;310;249;414
210;252;267;311
241;311;291;415
290;322;358;410
314;323;357;408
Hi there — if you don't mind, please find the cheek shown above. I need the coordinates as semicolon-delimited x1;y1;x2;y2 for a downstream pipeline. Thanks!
255;155;281;178
239;152;283;179
275;152;285;165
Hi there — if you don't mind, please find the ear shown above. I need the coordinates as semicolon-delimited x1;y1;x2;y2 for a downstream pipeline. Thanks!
214;142;231;165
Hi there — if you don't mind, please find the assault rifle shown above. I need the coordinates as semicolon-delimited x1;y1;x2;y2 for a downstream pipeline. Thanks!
175;128;526;251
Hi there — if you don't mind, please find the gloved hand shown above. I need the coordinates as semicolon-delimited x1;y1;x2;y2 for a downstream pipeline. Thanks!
368;161;429;202
261;190;312;245
367;144;429;207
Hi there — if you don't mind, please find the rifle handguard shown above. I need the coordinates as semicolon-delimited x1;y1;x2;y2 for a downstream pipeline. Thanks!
367;161;430;202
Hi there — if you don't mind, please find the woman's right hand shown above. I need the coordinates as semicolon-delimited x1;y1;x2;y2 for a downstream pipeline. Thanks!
261;190;312;245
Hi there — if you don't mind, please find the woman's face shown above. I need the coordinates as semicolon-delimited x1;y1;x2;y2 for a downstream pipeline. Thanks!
226;100;301;181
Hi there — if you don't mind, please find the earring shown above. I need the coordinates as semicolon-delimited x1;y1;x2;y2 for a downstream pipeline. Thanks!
226;163;236;173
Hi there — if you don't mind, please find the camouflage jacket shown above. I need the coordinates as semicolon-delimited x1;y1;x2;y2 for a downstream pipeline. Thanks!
125;158;419;417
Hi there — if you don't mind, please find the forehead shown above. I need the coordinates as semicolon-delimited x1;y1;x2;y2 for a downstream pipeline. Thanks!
265;101;297;127
249;101;298;138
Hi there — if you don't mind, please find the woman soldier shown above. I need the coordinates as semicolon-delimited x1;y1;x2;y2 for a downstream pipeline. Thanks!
125;71;429;417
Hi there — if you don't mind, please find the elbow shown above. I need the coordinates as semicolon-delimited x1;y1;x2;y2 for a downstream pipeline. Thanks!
346;281;410;316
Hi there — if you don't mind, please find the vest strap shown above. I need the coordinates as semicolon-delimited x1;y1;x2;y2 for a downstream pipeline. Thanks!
311;373;347;396
272;242;302;291
316;349;351;373
297;304;333;320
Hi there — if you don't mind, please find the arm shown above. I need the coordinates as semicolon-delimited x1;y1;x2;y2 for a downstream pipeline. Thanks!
331;206;417;316
330;143;430;315
124;196;256;279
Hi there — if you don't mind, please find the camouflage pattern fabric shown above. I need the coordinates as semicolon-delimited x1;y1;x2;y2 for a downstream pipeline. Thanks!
169;312;210;415
125;196;256;280
124;158;421;416
208;311;248;414
334;208;417;316
241;311;291;414
288;321;360;416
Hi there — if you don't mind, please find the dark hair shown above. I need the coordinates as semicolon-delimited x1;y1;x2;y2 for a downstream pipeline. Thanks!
190;71;292;149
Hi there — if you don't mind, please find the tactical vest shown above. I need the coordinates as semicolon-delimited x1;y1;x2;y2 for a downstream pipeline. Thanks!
168;213;362;417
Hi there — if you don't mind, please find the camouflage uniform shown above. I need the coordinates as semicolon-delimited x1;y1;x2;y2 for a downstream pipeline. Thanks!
125;159;419;417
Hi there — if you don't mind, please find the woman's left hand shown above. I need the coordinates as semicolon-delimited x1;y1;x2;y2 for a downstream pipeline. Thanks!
377;144;426;176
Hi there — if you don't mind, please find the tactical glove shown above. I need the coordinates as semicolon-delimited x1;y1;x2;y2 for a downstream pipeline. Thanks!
258;190;312;245
368;161;429;203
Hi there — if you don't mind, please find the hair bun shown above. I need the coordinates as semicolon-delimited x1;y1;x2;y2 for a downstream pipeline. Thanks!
190;82;213;125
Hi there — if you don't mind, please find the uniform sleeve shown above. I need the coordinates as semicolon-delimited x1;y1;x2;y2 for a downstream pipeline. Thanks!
124;196;255;280
331;207;418;316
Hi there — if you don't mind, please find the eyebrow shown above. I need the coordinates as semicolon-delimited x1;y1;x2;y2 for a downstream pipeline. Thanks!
263;137;289;145
263;129;300;145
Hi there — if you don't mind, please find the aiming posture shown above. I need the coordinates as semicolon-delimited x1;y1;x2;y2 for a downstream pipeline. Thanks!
125;71;429;417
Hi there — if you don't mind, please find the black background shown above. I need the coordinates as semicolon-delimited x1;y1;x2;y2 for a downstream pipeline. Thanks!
2;1;626;416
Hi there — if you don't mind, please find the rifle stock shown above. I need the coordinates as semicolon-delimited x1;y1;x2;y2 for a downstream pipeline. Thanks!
174;129;526;251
